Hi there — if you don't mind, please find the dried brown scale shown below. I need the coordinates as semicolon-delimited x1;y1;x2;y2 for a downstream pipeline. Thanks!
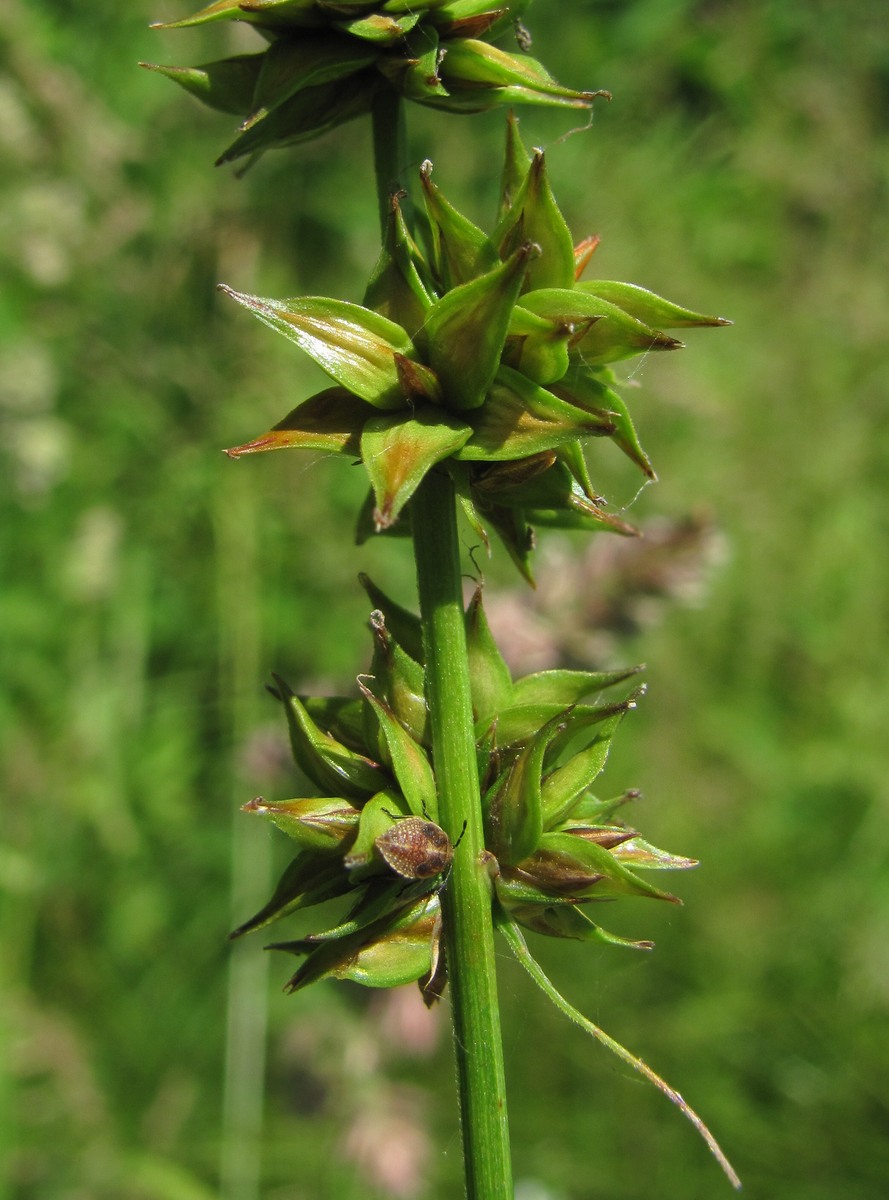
567;827;638;850
506;858;606;896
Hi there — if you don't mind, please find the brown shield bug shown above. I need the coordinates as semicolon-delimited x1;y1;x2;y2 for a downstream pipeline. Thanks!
375;816;455;880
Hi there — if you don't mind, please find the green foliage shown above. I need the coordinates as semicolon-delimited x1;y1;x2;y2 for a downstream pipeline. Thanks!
231;590;684;1007
219;126;724;577
3;0;888;1197
145;0;596;166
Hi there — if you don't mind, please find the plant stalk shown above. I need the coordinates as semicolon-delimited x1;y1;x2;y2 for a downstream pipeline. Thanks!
371;84;410;237
412;469;513;1200
372;88;512;1199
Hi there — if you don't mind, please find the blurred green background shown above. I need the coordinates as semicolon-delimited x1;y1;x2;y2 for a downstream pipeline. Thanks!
3;1;888;1197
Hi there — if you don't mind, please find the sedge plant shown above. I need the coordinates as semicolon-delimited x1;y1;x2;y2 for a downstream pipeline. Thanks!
145;2;739;1195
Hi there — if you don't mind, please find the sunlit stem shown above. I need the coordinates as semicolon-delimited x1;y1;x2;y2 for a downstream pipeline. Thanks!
412;468;514;1200
371;85;411;238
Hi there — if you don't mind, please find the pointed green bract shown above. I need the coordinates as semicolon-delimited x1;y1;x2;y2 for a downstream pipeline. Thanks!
151;0;288;29
273;674;387;799
496;912;742;1189
496;151;577;292
447;460;493;550
457;365;615;461
241;795;360;851
465;586;514;724
219;287;415;409
438;38;601;104
140;56;263;116
479;691;633;756
358;681;438;818
507;903;655;950
505;305;575;386
367;610;428;744
553;364;656;479
608;836;699;871
485;712;566;865
229;852;351;939
513;665;644;709
245;34;378;128
498;110;533;222
546;694;642;759
421;244;535;411
475;499;537;585
336;11;420;43
555;437;600;503
217;74;379;163
361;406;471;529
224;387;367;458
578;280;732;329
570;789;637;826
421;84;602;115
301;876;431;943
420;161;501;289
534;831;680;902
474;459;634;536
540;712;627;830
522;287;684;365
364;195;433;337
301;694;368;752
525;506;639;537
282;893;439;992
359;574;425;664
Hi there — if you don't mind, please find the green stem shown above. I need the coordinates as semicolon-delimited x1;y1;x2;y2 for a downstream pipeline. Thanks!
371;85;410;239
372;85;512;1199
412;469;513;1200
